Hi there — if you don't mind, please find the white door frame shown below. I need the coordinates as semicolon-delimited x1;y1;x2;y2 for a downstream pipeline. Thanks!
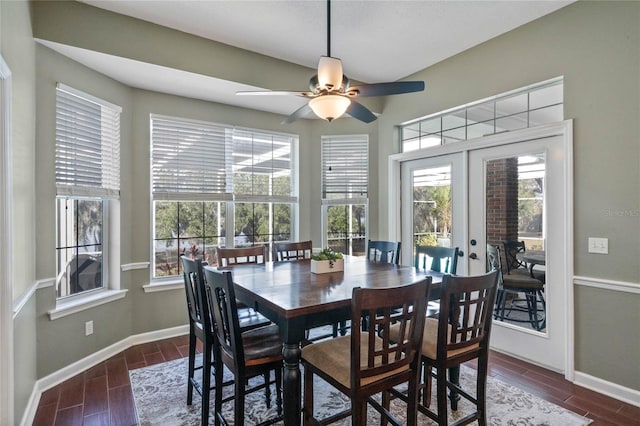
0;54;14;426
389;120;574;378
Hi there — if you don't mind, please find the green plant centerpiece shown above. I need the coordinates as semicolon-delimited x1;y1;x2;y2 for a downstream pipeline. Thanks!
310;248;344;274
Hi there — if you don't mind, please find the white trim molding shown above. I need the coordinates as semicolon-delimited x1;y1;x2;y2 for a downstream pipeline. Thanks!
20;325;188;426
574;276;640;294
121;262;149;272
574;371;640;408
48;289;128;320
0;54;14;426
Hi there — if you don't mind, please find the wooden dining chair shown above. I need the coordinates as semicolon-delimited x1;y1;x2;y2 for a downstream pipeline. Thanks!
216;245;267;267
366;240;401;265
412;271;499;425
203;267;284;426
180;256;271;426
414;245;460;274
301;278;431;426
272;240;312;262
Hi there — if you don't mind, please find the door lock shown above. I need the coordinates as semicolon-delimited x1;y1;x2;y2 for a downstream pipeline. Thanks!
469;252;478;260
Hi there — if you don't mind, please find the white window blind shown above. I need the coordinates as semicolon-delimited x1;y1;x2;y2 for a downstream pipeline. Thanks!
151;115;232;201
151;116;297;202
55;84;121;198
232;128;297;203
321;135;368;203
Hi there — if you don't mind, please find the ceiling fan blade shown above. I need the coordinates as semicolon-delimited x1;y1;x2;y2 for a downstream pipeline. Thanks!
237;90;313;98
346;100;377;123
317;56;343;91
282;103;313;124
347;81;425;97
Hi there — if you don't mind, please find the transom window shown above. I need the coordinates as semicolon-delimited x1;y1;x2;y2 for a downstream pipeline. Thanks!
401;77;563;152
151;115;298;278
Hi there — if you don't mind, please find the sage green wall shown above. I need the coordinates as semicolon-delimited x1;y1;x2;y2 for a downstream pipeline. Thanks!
377;1;639;390
1;0;38;420
23;0;640;412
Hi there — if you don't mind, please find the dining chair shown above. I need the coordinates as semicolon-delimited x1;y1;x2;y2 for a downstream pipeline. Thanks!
399;271;499;426
180;256;270;426
488;244;546;331
366;240;401;265
502;240;545;282
216;245;267;267
203;267;284;426
301;278;431;426
272;240;312;262
414;245;460;274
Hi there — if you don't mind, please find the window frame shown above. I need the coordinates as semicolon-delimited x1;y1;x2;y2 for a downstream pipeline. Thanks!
50;84;125;318
149;115;299;283
320;134;369;254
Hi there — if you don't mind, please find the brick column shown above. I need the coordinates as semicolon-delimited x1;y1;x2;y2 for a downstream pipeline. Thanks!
486;158;519;250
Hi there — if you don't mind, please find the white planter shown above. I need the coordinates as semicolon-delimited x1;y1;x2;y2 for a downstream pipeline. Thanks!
310;258;344;274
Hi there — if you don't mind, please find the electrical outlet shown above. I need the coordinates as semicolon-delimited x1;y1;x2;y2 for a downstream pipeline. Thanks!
85;320;94;336
588;237;608;254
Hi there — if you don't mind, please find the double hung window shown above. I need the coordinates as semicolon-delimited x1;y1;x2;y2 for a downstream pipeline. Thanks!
151;115;298;278
321;135;368;256
55;84;121;299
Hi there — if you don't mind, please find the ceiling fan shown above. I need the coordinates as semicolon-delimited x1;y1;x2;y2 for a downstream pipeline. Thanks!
236;0;425;124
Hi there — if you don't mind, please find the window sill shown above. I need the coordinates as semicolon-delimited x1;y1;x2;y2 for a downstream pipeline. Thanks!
48;289;128;320
143;278;183;293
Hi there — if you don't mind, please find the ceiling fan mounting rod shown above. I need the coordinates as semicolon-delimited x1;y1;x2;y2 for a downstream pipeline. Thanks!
326;0;331;57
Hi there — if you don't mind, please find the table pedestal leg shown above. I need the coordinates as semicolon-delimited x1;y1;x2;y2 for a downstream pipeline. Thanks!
283;342;301;425
448;366;461;410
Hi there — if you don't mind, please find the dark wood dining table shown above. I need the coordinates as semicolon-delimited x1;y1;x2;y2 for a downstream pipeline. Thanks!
222;256;444;426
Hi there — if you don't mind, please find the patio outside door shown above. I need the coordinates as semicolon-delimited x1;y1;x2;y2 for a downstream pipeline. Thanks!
467;134;570;372
396;122;572;375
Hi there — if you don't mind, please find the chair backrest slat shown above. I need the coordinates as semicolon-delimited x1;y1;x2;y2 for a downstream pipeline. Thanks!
217;246;266;268
366;240;401;265
414;245;460;274
437;271;499;358
350;279;431;387
272;240;312;262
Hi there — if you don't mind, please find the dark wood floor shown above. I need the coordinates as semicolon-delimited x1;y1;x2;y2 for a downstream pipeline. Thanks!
32;334;639;426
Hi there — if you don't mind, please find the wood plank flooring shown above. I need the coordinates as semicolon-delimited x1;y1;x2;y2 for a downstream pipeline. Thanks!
32;334;639;426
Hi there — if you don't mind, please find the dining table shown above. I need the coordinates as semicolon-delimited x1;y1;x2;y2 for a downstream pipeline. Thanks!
222;255;444;426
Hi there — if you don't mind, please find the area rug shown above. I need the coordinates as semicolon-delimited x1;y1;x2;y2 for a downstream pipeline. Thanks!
130;356;591;426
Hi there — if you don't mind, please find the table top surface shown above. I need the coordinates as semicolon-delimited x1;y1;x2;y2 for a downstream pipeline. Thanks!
210;256;443;319
516;250;546;265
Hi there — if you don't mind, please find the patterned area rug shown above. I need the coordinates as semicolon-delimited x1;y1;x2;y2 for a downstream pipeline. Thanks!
130;356;591;426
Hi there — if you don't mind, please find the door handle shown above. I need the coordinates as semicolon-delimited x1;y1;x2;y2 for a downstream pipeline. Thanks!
469;252;478;260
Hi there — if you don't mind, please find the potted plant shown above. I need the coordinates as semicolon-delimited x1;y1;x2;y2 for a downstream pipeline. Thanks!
310;248;344;274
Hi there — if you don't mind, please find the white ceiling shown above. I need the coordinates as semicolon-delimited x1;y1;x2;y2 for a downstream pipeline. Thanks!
43;0;573;117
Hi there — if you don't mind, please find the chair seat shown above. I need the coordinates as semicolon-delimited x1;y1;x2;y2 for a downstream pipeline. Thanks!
502;274;544;289
302;332;408;389
241;324;283;364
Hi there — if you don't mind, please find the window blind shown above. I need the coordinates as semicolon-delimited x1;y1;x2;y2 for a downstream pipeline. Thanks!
232;128;297;203
321;134;368;202
151;115;232;201
55;84;121;198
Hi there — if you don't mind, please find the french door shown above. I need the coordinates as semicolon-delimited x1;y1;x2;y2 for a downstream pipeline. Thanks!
396;122;572;374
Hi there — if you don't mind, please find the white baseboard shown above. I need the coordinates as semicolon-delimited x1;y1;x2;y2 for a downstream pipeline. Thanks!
574;371;640;408
20;324;189;426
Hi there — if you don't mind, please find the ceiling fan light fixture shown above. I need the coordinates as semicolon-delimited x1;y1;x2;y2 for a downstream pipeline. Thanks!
317;56;343;90
309;95;351;122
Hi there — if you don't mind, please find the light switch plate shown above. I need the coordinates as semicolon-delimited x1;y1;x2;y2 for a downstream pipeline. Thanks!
588;237;608;254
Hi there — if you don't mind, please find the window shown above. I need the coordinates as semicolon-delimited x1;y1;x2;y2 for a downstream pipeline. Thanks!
151;115;298;278
55;84;121;299
321;135;368;256
401;77;564;152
